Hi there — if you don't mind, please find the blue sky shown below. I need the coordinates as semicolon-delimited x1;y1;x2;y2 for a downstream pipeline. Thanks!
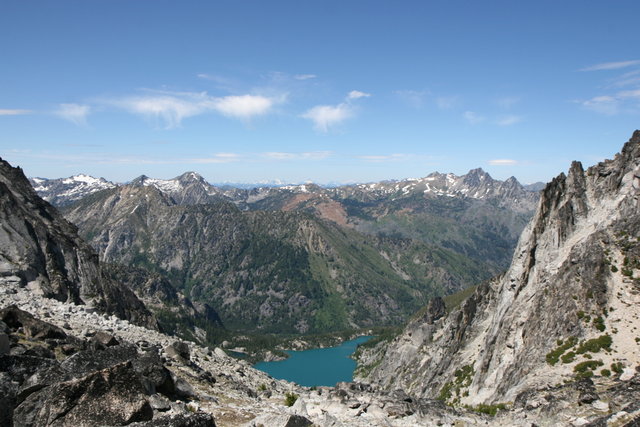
1;1;639;185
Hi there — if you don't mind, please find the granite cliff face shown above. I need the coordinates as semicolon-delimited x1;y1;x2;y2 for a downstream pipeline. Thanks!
362;131;640;408
0;159;156;329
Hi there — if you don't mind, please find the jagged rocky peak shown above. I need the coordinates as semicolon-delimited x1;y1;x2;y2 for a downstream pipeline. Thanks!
462;167;492;184
176;170;208;184
129;174;150;185
0;157;156;329
363;130;640;408
504;175;519;186
126;171;224;205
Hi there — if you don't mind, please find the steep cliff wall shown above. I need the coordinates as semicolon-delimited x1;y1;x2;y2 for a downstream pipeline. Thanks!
0;159;156;329
365;130;640;405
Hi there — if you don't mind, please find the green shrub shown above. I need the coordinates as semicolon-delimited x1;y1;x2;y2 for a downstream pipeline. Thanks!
561;351;576;364
284;392;298;407
574;360;603;379
577;311;585;319
593;317;606;332
611;265;618;273
611;362;624;374
258;383;267;391
437;364;475;405
546;336;578;365
600;368;611;377
438;381;454;402
467;403;507;416
576;335;612;354
574;360;604;373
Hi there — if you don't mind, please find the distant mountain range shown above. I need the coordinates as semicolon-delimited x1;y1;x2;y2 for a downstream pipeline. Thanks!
29;168;541;334
30;169;543;211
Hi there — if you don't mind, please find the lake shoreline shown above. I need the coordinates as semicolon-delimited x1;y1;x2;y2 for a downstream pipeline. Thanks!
253;336;374;387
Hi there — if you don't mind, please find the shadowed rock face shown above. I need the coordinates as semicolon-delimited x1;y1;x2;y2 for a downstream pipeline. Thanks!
0;158;157;329
14;361;155;426
1;306;216;427
365;130;640;405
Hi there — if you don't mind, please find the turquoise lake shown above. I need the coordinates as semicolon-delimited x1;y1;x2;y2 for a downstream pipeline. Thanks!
253;336;372;387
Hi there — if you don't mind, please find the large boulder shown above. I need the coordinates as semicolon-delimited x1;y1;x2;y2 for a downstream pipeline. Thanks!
0;305;67;341
0;307;207;426
14;361;154;426
165;340;190;361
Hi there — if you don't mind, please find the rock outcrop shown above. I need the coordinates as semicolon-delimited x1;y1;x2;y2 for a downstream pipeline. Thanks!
1;305;215;426
0;159;157;329
364;130;640;408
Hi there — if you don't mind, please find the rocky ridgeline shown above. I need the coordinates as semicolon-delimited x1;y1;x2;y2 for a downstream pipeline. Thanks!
360;131;640;424
33;168;539;213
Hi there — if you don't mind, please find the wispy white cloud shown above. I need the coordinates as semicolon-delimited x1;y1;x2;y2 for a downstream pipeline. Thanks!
113;95;201;129
347;90;371;100
609;69;640;88
618;89;640;99
581;95;620;115
579;55;640;116
109;91;278;128
212;94;274;119
488;159;519;166
302;90;370;132
0;109;32;115
580;60;640;71
54;103;91;126
463;111;485;124
196;73;238;88
263;151;332;160
113;94;203;129
301;104;353;132
495;115;523;126
294;74;317;80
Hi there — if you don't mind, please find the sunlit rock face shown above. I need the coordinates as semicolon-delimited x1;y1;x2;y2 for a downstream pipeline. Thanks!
366;130;640;405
